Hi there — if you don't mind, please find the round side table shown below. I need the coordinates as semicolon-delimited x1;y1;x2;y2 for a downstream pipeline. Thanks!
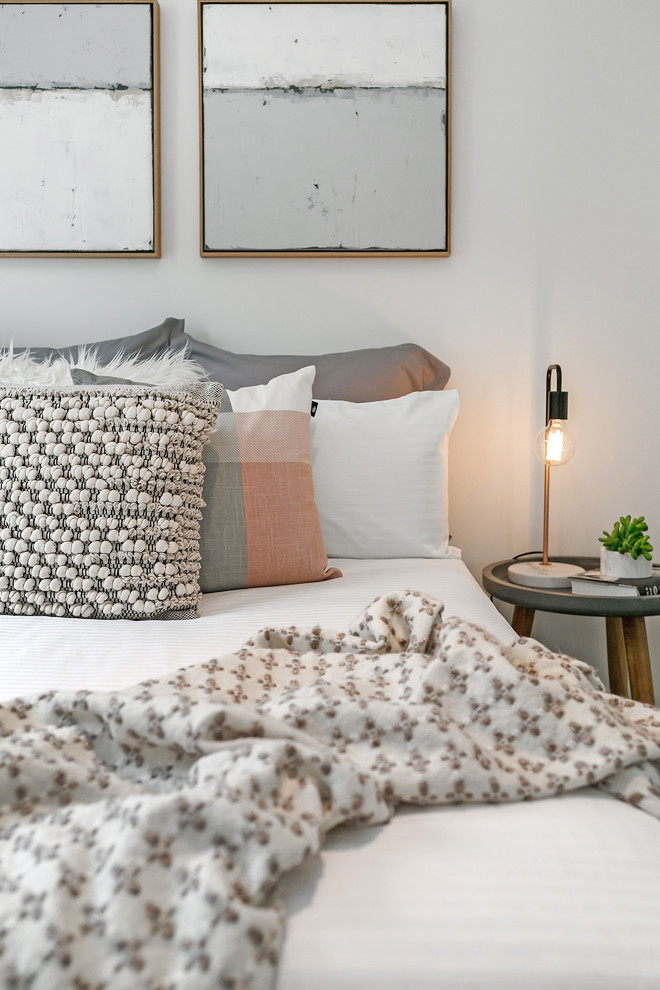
482;556;658;707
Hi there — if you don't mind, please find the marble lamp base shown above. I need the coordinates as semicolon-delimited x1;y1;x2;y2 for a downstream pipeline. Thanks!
507;560;585;589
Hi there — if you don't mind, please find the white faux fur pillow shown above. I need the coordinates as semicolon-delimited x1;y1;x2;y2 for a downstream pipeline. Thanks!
0;345;208;388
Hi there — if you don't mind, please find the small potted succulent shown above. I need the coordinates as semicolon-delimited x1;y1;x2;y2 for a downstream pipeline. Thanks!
599;515;654;578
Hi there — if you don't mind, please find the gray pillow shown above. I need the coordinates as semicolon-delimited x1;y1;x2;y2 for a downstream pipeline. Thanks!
71;368;150;387
41;321;451;400
179;335;450;401
7;316;186;365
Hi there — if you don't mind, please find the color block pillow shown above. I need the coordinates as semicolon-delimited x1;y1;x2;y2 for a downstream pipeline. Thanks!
310;389;461;558
199;367;341;592
0;383;221;619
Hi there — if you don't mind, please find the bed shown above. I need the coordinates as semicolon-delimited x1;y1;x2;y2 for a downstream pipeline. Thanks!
0;322;659;990
1;557;659;990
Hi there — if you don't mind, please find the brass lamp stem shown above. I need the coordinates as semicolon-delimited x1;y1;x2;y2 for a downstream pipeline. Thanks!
542;462;550;566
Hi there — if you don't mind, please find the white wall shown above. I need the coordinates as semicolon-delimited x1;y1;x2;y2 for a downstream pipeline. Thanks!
1;0;659;698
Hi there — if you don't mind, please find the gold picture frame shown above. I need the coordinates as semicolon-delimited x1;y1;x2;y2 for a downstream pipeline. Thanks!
0;0;161;258
199;0;451;257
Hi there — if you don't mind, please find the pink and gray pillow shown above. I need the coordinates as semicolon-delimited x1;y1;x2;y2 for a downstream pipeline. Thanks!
199;368;340;592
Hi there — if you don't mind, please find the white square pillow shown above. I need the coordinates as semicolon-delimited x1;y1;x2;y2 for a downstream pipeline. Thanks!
310;389;460;558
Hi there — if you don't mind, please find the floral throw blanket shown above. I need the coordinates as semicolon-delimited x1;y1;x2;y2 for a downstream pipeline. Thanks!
0;591;659;989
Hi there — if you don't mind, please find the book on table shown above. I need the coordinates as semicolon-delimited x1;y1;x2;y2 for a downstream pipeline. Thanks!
570;568;660;598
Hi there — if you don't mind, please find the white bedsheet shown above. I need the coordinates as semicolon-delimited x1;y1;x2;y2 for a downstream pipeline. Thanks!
1;558;658;989
0;557;513;700
278;792;660;990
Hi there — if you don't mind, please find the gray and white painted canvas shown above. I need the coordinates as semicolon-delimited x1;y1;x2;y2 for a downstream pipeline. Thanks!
0;2;158;255
200;1;449;255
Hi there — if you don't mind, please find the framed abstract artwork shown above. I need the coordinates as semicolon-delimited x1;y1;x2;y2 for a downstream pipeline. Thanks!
198;0;451;257
0;0;160;257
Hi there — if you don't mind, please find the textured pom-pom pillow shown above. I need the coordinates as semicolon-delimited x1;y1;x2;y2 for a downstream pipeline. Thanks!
0;383;221;619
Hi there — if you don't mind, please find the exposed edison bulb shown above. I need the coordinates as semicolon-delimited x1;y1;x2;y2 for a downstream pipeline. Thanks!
534;419;576;465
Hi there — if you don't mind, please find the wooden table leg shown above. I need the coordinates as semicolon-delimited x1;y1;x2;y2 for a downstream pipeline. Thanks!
621;616;656;706
605;616;629;698
511;606;535;638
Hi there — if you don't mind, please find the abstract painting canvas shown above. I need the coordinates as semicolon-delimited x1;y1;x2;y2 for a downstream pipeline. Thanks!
199;0;450;257
0;0;160;257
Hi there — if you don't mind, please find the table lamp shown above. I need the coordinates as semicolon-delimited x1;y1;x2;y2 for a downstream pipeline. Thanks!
508;364;585;589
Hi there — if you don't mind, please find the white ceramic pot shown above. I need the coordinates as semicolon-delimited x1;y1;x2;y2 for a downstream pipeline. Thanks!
600;547;653;579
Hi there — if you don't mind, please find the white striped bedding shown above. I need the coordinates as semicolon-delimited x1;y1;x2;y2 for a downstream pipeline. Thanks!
0;557;514;700
0;557;658;990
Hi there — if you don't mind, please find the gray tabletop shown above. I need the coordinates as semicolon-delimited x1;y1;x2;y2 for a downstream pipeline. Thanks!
482;556;660;618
